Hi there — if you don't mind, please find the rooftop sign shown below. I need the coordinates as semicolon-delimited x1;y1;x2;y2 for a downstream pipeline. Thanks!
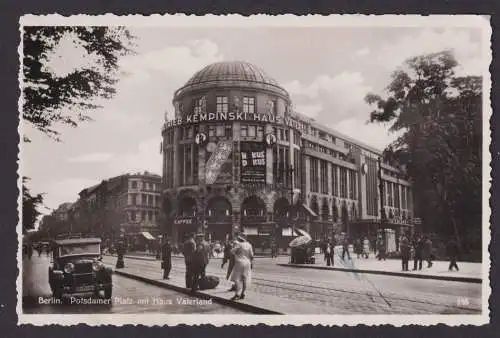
164;112;307;131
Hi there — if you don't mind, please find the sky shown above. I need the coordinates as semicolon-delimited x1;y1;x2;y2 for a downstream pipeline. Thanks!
20;18;487;217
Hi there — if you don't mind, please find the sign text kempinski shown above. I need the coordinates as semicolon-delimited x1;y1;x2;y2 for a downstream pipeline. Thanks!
164;112;307;130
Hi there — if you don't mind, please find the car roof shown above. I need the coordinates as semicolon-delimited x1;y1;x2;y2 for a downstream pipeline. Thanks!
53;238;102;246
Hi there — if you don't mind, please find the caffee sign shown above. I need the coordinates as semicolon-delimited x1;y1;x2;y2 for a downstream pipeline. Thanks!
165;112;306;131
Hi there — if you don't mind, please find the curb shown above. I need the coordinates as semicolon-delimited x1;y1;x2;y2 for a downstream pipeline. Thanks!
111;269;282;315
277;264;482;284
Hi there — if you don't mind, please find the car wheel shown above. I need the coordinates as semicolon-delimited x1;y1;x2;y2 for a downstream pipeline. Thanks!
104;286;112;299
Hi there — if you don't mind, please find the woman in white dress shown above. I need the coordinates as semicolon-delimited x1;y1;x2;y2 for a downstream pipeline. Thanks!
229;235;254;300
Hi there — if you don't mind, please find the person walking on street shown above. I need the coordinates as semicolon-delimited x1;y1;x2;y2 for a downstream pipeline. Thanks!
191;233;210;293
182;233;196;290
221;240;232;269
341;237;351;261
354;238;362;259
413;235;424;271
377;237;386;261
447;238;460;271
161;237;172;280
325;243;333;266
225;239;238;292
424;236;433;268
362;236;370;259
400;234;410;271
270;240;278;258
229;234;254;301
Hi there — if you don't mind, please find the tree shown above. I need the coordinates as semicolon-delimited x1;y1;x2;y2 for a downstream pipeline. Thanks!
365;50;482;251
22;177;44;233
21;26;135;231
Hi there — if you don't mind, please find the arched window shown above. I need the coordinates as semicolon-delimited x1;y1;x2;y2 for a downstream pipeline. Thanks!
205;197;232;220
242;196;266;217
178;197;197;217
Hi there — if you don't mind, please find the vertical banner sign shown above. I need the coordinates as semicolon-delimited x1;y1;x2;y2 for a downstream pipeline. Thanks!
205;141;233;184
240;142;266;184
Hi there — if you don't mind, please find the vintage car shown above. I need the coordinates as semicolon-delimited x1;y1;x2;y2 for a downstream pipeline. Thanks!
48;237;112;299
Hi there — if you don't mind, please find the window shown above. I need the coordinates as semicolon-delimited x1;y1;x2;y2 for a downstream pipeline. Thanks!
243;97;255;114
131;193;137;205
310;158;319;192
387;182;393;207
394;183;400;209
142;211;146;222
185;144;192;185
216;96;228;114
131;181;137;189
331;164;338;196
187;126;193;139
193;97;204;114
208;125;216;137
339;167;348;198
278;129;283;141
320;160;328;194
349;170;357;200
248;125;256;137
240;125;248;137
257;126;264;138
130;211;136;222
148;211;153;222
225;124;232;138
216;125;225;137
294;148;301;189
402;186;407;209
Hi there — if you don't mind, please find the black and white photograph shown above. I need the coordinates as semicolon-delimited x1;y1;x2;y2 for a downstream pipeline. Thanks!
18;15;491;326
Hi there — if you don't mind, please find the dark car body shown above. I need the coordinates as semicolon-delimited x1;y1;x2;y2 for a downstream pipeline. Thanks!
290;242;316;264
48;237;112;299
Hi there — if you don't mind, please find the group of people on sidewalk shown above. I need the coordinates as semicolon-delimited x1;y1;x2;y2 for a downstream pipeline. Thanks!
158;232;254;301
322;233;462;273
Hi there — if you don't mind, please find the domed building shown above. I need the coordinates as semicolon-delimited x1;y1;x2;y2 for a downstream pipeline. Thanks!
161;61;414;254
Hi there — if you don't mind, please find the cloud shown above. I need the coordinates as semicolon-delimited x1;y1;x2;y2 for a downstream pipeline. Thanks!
119;39;224;85
354;47;370;57
376;28;483;76
108;137;162;176
284;71;373;125
68;152;114;163
332;118;402;150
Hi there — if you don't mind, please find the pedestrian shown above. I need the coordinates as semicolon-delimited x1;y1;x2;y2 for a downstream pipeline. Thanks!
36;244;42;257
161;237;172;280
341;237;351;261
400;234;410;271
413;236;424;271
191;233;210;293
221;240;232;269
270;240;277;258
377;237;386;261
225;239;238;292
424;236;433;268
324;243;333;266
229;234;254;300
182;233;196;289
447;238;460;271
354;238;362;259
362;236;370;259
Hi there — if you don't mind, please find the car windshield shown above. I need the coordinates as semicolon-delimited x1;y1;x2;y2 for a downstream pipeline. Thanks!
59;243;100;256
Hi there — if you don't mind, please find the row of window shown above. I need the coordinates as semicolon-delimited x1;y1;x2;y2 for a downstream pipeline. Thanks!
129;180;161;192
308;127;337;144
129;193;161;207
128;210;159;223
310;158;358;200
385;182;412;209
192;96;258;115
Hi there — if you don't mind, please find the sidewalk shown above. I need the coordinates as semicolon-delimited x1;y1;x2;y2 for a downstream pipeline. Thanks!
279;253;482;283
101;256;336;314
116;251;287;260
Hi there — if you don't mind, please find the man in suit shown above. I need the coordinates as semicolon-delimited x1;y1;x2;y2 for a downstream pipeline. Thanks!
191;233;210;293
182;233;196;289
400;234;410;271
161;237;172;279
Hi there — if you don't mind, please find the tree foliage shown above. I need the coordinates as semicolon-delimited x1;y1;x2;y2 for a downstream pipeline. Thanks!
22;26;135;140
22;177;44;233
365;50;482;250
22;26;134;232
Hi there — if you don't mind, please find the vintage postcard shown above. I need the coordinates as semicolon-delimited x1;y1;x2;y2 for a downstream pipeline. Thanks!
18;14;491;326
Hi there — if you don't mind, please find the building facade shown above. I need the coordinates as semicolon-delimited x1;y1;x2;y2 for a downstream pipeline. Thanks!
40;172;162;249
161;61;414;252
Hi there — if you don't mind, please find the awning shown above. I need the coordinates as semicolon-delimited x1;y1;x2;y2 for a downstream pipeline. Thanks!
301;204;318;217
141;232;155;240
